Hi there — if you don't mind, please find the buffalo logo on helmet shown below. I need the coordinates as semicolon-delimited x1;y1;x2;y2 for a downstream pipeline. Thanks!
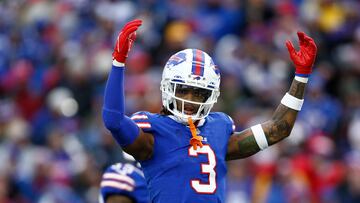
166;52;187;68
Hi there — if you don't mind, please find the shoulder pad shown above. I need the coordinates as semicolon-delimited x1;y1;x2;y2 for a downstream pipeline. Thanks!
130;111;154;133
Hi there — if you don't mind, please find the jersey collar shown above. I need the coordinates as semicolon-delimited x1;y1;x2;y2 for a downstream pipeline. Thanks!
168;115;206;127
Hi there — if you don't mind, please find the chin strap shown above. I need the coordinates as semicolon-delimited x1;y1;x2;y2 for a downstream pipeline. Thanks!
188;117;203;150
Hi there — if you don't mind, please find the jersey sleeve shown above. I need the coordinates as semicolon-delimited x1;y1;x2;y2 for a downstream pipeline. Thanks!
100;164;137;202
217;112;236;135
130;111;154;133
227;115;236;134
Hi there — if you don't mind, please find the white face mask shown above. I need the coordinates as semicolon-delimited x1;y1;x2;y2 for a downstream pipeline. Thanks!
161;82;218;122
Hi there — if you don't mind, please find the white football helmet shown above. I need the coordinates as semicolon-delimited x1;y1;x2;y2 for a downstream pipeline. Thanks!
160;49;220;122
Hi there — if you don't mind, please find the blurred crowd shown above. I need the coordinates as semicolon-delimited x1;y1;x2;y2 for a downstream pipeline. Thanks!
0;0;360;202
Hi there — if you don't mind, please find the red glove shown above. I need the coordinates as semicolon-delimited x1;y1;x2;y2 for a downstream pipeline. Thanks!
286;31;317;77
113;19;142;63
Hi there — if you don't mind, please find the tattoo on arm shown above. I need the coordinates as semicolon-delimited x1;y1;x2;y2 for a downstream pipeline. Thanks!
288;79;306;99
226;79;306;160
263;79;306;145
226;129;260;160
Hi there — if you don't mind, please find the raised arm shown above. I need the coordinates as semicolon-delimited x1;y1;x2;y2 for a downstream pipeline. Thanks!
226;32;317;160
102;20;154;160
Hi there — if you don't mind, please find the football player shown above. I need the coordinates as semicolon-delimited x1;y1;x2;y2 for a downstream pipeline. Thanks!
102;19;317;202
99;152;149;203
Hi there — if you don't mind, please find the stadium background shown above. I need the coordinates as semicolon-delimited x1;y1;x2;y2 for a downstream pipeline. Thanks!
0;0;359;202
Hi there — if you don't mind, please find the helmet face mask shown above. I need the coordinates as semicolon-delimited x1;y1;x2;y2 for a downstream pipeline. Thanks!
175;84;212;103
160;49;220;122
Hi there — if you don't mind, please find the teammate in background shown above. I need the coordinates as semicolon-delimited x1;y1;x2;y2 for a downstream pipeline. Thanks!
99;152;149;203
102;19;317;202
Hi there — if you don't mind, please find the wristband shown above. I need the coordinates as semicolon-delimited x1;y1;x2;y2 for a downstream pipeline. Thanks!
294;76;308;83
251;124;268;150
281;93;304;111
113;60;125;67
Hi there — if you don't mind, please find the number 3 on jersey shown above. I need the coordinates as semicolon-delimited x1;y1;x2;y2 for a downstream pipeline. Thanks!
188;145;217;194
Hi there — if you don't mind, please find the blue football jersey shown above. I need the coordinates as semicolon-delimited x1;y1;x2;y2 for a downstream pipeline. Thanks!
99;162;149;203
131;111;234;203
